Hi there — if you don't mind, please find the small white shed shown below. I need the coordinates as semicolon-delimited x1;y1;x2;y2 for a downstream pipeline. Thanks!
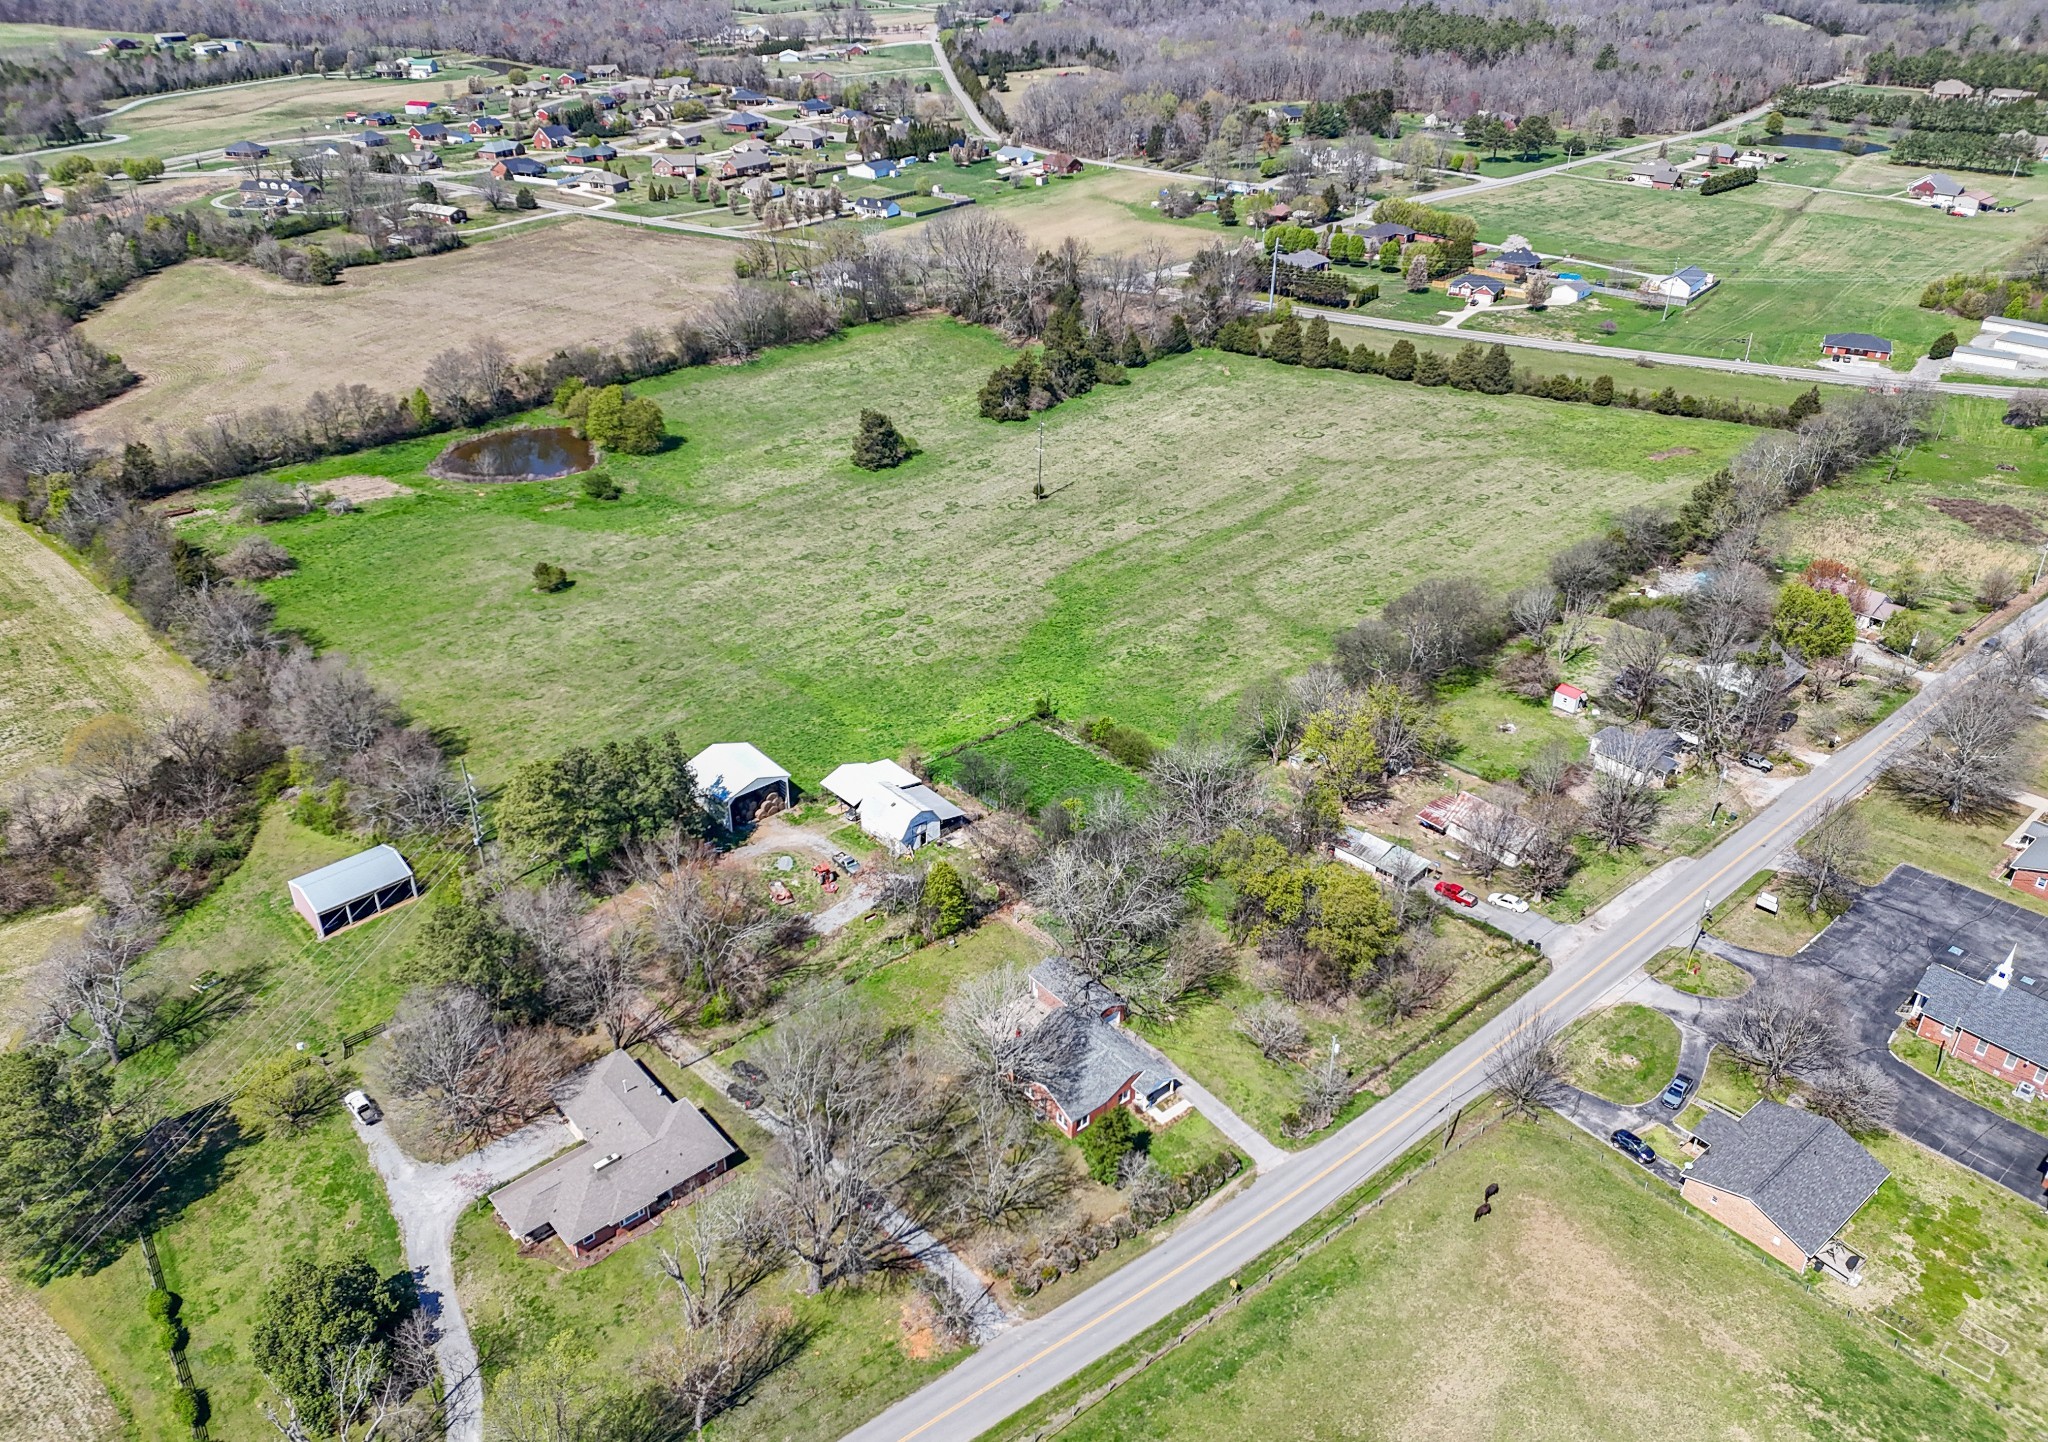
690;742;791;829
288;845;418;939
820;759;966;853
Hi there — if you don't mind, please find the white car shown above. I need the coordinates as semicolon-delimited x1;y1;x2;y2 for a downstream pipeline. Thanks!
1487;892;1529;913
343;1090;382;1125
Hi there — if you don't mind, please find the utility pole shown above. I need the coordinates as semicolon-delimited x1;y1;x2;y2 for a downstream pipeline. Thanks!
1033;415;1045;501
1267;237;1280;308
1744;332;1753;364
2033;539;2048;592
460;760;484;857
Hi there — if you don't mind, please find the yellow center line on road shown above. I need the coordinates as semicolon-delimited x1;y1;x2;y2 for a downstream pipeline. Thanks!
889;698;1936;1442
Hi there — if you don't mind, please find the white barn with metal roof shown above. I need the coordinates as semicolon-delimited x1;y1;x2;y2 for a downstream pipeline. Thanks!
287;844;418;939
690;742;791;828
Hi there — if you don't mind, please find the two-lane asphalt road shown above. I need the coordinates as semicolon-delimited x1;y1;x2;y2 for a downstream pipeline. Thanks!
844;599;2048;1442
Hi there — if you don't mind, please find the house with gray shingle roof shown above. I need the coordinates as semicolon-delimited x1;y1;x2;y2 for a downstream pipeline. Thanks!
1024;960;1183;1135
489;1050;735;1257
1908;954;2048;1086
1680;1100;1888;1275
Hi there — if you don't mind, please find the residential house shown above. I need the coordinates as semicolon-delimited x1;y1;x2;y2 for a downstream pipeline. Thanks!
288;844;416;939
1821;332;1892;363
238;176;320;209
851;195;900;219
1022;959;1184;1136
730;87;772;106
1929;78;1975;100
1357;220;1419;246
690;742;791;829
1646;265;1717;301
588;63;621;79
1332;828;1434;888
1278;249;1330;272
404;56;440;78
2011;834;2048;896
846;156;900;180
1908;171;1965;203
798;97;834;116
995;144;1040;167
1416;792;1533;867
777;124;829;150
556;71;588;88
719;151;774;179
408;122;452;145
403;98;435;117
1628;161;1685;189
488;1051;735;1258
223;139;270;160
1698;140;1739;164
531;124;574;150
563;143;618;162
776;48;803;63
1589;726;1687;788
1986;88;2038;105
476;139;523;160
1951;315;2048;376
395;149;443;173
1045;152;1085;175
407;201;468;224
348;129;390;149
668;123;714;148
565;169;629;195
1446;272;1507;304
469;115;505;135
820;760;966;852
722;110;771;134
1494;246;1542;277
1551;682;1587;715
649;152;700;178
1681;1100;1889;1280
1805;571;1899;631
493;156;548;179
154;31;187;45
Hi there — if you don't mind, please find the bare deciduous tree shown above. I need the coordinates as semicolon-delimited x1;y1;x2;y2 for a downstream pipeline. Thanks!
1029;806;1186;985
1787;796;1867;915
1290;1041;1351;1135
657;1183;779;1331
38;910;158;1061
1149;737;1258;843
384;986;568;1148
1714;976;1837;1094
1802;1063;1896;1136
1486;1012;1569;1118
1585;731;1666;852
1603;621;1673;721
937;964;1077;1100
652;1304;801;1441
633;833;793;1015
944;1097;1067;1230
1235;997;1307;1061
1890;686;2029;818
1508;582;1559;642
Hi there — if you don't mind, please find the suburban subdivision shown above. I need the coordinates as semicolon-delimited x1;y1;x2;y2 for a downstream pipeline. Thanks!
1;3;2047;1442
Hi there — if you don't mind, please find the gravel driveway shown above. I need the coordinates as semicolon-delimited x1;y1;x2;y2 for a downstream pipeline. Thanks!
351;1113;573;1442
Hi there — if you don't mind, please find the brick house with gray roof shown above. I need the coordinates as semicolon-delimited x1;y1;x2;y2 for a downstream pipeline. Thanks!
1908;953;2048;1087
1024;959;1182;1136
489;1050;734;1258
1680;1100;1889;1275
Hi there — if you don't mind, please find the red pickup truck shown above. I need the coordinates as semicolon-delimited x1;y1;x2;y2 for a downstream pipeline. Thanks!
1433;880;1478;907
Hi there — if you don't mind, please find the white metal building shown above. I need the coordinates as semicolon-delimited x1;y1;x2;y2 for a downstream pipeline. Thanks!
690;742;791;829
288;845;418;939
820;759;966;852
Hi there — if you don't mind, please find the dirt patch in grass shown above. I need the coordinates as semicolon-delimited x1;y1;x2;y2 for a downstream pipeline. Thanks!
1647;446;1699;461
321;474;412;504
0;1274;121;1442
76;223;743;441
1927;496;2047;544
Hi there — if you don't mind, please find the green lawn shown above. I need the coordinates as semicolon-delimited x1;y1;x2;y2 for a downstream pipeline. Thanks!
1442;163;2048;367
41;1113;403;1442
1700;868;1835;956
1893;1032;2048;1140
1434;674;1591;782
1646;945;1751;998
1561;1003;1681;1104
89;68;495;163
1136;919;1545;1146
1850;791;2048;918
1013;1119;2013;1442
1698;1049;1763;1114
188;317;1757;787
928;721;1140;809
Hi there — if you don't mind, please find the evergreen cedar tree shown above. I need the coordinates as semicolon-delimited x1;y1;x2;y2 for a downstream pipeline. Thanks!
924;859;970;936
532;561;572;593
977;295;1131;420
851;409;914;470
1929;331;1957;359
495;729;706;865
580;383;666;454
250;1254;408;1435
1079;1106;1140;1184
1772;583;1858;659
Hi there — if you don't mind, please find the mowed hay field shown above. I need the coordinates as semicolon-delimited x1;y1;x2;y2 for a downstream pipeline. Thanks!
90;69;493;161
0;516;202;783
1022;1120;2010;1442
988;167;1214;258
190;317;1755;784
1445;165;2048;367
77;223;744;442
0;1273;121;1442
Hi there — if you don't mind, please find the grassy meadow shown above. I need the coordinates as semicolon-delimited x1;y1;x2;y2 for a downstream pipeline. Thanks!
1561;1003;1682;1104
999;1119;2019;1442
176;317;1757;785
1442;160;2048;367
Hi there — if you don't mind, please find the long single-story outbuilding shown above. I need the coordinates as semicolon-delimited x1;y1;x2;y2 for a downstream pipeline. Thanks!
288;844;417;939
690;742;790;829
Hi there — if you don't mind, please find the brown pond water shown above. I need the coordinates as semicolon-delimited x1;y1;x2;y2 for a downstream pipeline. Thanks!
429;426;596;481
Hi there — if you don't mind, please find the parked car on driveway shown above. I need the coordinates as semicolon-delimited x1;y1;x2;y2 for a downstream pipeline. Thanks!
1487;892;1529;913
343;1090;381;1125
1434;880;1478;907
1659;1073;1695;1110
1610;1128;1656;1165
1738;753;1774;773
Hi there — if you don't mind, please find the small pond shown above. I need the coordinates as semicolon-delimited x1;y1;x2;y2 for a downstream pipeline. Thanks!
1773;133;1888;154
430;426;596;481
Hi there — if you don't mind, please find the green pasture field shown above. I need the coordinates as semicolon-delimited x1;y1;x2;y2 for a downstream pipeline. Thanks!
181;317;1757;785
0;22;148;51
1443;164;2047;367
41;1111;404;1442
996;1119;2018;1442
928;722;1140;809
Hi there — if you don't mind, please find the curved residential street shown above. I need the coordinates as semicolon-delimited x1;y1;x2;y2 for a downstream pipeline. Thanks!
842;596;2048;1442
